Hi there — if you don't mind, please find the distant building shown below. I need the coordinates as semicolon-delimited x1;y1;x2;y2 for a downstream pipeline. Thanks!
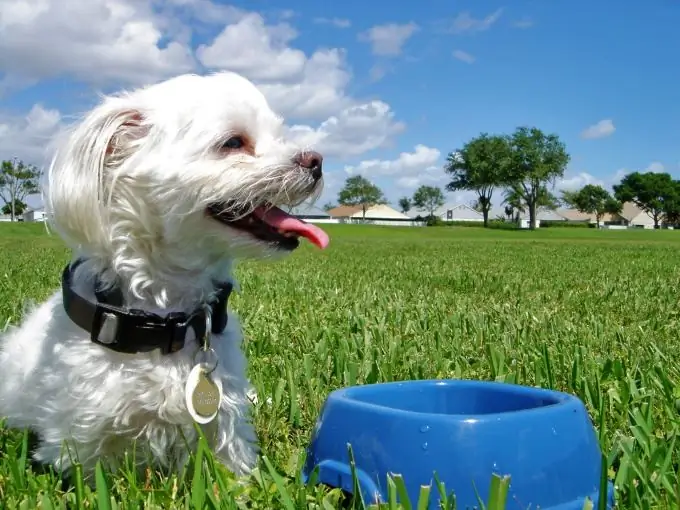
433;203;483;223
23;208;46;222
326;204;423;227
557;202;656;229
286;203;336;224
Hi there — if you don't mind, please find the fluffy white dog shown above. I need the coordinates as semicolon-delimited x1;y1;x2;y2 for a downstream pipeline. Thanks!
0;72;329;481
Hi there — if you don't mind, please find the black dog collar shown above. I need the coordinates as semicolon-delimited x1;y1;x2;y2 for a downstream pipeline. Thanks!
61;259;232;355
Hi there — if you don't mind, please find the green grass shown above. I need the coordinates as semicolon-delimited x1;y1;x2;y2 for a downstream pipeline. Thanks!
1;222;680;509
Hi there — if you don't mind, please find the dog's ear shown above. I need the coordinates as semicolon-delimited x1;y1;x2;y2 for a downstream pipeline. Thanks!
45;98;150;252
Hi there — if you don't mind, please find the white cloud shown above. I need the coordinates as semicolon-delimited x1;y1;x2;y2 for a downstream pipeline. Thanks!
359;22;419;57
1;1;409;163
557;172;604;191
0;0;197;89
343;145;444;190
286;101;406;159
369;64;389;82
195;12;367;121
159;0;246;25
513;18;534;29
613;164;664;182
255;48;354;120
613;168;629;182
449;9;503;34
453;50;476;64
313;17;351;28
197;13;307;82
0;104;64;166
580;119;616;139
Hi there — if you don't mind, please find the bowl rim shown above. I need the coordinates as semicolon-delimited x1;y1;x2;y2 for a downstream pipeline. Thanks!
326;379;582;420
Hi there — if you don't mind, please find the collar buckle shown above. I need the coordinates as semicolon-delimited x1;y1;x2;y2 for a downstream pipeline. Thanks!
62;259;232;356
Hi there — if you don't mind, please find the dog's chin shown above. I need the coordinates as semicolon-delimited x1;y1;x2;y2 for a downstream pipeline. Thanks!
204;199;329;255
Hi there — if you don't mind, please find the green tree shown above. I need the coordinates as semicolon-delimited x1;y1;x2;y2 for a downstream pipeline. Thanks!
502;187;525;223
337;175;386;219
535;185;561;210
412;185;445;218
398;196;412;214
503;184;558;224
559;189;580;209
570;184;622;228
469;199;482;212
1;199;27;216
613;171;678;228
322;202;335;212
503;127;570;229
662;181;680;226
0;159;41;222
444;133;510;227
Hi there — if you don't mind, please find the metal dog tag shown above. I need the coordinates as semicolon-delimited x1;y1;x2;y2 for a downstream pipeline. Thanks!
185;364;222;424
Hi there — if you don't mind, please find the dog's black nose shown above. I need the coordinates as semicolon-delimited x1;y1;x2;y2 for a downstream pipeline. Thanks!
295;151;323;180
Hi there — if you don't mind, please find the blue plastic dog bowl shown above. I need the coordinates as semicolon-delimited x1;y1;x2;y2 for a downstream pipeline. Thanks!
303;379;615;509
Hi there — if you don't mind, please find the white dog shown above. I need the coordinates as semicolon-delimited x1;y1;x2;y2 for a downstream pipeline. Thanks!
0;72;329;481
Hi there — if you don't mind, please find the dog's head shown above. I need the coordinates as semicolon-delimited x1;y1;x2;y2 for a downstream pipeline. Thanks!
45;72;329;280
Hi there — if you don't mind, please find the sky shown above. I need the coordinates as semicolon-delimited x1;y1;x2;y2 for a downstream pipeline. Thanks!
1;0;679;211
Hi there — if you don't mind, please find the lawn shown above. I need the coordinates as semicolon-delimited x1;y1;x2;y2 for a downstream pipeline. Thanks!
1;222;679;509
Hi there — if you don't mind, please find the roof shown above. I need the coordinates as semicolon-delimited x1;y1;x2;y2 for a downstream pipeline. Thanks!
326;205;363;217
557;209;593;221
286;203;329;217
557;202;650;223
620;202;647;221
363;204;411;219
434;202;483;219
326;204;412;219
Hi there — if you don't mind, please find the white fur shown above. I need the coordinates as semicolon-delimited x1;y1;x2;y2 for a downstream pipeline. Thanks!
0;72;323;480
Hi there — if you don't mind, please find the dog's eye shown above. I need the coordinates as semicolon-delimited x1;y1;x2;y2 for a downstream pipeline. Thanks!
222;136;245;150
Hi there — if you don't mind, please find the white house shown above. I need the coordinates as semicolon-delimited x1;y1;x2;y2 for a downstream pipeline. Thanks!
620;202;656;229
558;202;656;229
433;203;484;223
327;204;423;227
286;203;337;224
23;208;46;222
513;208;568;228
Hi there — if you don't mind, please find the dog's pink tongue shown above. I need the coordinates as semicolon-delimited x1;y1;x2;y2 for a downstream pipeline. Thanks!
254;206;330;249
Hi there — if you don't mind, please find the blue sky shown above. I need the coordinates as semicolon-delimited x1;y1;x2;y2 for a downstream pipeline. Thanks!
1;0;679;210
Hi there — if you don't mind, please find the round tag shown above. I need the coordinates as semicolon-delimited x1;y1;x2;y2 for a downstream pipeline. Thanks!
185;364;223;424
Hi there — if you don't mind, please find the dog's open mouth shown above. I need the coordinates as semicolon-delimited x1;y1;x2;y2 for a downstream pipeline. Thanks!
207;202;329;250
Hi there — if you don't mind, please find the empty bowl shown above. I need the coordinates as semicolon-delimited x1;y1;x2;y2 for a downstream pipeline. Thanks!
302;379;615;509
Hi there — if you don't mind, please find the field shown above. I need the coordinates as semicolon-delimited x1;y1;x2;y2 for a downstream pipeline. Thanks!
1;222;680;509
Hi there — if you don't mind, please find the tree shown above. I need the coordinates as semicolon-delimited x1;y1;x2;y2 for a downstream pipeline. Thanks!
570;184;622;228
444;133;510;228
613;171;678;228
0;159;41;222
559;189;580;209
503;127;570;230
502;187;525;223
398;197;412;214
535;185;561;210
469;199;482;212
502;184;558;224
322;202;336;212
1;199;27;216
337;175;386;219
412;186;445;218
662;181;680;226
